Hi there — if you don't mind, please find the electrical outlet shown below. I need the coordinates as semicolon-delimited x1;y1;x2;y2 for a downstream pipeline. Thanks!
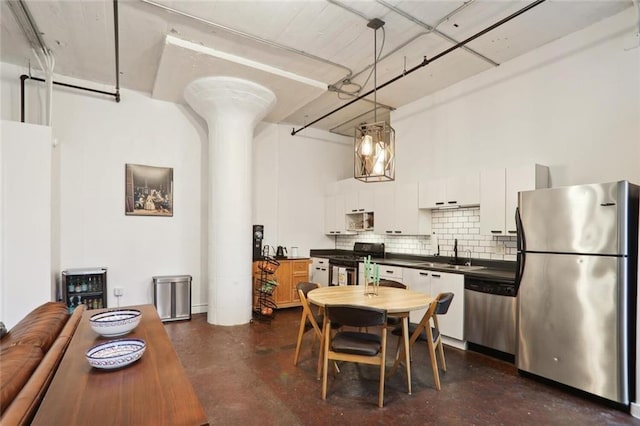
114;287;123;296
495;243;505;255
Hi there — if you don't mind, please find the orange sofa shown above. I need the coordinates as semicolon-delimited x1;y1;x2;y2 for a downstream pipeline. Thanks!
0;302;85;425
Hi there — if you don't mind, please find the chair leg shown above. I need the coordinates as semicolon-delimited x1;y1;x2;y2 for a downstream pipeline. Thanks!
293;315;307;366
427;337;441;390
437;340;447;372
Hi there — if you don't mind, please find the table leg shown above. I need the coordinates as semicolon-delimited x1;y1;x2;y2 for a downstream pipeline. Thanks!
402;316;412;395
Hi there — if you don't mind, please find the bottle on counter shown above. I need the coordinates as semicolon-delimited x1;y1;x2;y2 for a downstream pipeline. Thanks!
68;278;75;294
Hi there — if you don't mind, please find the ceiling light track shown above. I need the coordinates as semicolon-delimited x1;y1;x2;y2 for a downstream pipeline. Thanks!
292;0;547;136
139;0;353;83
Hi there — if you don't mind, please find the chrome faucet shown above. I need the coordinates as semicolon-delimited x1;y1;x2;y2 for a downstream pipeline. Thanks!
465;250;472;266
453;239;458;264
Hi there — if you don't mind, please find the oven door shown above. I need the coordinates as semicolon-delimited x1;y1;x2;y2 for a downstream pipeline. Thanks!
329;265;357;286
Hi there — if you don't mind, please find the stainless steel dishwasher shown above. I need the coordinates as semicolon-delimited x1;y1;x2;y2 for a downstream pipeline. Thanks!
464;276;516;360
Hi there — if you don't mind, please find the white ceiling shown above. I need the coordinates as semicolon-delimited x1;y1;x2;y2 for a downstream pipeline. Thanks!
1;0;633;136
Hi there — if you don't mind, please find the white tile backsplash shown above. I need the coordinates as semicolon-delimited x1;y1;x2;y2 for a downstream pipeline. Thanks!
336;207;517;261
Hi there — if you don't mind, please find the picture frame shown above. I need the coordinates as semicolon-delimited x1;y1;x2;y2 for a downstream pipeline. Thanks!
124;164;173;217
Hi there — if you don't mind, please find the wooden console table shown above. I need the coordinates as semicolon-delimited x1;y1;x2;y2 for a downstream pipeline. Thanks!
32;304;208;425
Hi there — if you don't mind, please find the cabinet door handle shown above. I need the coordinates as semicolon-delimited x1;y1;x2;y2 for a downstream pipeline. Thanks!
394;231;402;234
351;209;357;212
419;272;429;276
447;201;457;204
508;230;517;234
491;230;502;234
386;231;393;234
432;274;441;278
385;270;394;274
358;209;364;212
435;202;444;206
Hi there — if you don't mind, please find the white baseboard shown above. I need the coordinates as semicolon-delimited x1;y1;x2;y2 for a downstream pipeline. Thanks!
191;304;207;314
442;336;467;351
631;402;640;419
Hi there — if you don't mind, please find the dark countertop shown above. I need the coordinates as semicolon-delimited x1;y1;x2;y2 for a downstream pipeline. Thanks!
310;249;516;283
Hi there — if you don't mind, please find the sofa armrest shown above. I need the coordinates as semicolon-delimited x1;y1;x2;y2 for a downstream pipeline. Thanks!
0;305;86;426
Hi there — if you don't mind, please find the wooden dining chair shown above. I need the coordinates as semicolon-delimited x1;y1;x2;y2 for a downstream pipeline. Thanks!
377;280;406;326
389;292;454;391
322;304;388;408
293;282;324;366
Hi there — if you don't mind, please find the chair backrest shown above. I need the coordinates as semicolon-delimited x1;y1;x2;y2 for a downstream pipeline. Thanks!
325;305;387;328
435;292;454;316
377;279;406;289
297;281;319;298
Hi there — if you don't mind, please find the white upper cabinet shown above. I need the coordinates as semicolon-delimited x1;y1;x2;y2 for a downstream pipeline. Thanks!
419;173;480;209
480;164;549;236
374;183;431;235
345;189;374;213
324;193;354;235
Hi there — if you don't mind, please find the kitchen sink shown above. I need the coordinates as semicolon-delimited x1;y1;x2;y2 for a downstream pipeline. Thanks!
415;262;486;271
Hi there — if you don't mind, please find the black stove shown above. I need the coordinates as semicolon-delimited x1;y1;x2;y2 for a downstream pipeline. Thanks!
328;243;385;267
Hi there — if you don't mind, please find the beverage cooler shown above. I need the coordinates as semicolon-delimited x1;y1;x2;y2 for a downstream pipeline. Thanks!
62;268;107;313
153;275;192;322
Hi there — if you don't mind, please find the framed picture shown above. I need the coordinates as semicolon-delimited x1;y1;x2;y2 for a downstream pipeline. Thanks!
125;164;173;217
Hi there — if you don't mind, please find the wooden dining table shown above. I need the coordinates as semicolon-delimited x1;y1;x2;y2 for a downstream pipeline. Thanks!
307;285;433;395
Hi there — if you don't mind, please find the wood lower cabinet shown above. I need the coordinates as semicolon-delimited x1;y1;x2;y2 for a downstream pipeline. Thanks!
253;258;310;309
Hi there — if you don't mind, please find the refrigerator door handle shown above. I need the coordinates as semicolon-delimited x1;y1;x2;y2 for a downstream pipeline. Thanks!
515;207;526;292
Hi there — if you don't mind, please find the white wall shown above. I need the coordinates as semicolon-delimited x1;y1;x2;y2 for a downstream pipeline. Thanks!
253;123;351;256
0;61;351;316
0;121;53;328
392;8;640;187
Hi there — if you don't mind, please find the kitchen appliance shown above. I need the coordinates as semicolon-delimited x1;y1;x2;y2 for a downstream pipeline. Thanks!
276;246;287;259
328;242;385;286
465;276;516;361
253;225;264;261
516;181;639;405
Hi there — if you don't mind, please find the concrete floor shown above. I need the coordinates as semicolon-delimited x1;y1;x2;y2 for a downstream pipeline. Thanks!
165;309;640;425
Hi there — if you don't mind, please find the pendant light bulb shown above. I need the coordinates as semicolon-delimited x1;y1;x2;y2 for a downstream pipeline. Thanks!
361;134;373;156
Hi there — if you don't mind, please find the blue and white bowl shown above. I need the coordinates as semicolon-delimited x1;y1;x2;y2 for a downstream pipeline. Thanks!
89;309;142;337
86;338;146;370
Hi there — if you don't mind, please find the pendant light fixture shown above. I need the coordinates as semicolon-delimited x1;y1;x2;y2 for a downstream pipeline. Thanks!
354;18;395;182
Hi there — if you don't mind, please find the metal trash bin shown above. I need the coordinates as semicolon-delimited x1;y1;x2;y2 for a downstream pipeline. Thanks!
153;275;192;322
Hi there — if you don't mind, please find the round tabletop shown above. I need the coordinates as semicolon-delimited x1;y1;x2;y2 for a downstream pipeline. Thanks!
307;285;432;314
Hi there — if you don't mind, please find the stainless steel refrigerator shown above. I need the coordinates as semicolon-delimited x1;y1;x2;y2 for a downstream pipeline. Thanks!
516;181;639;405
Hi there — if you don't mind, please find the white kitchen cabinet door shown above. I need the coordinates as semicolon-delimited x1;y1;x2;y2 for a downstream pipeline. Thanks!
480;168;507;236
404;269;432;323
394;183;420;235
479;164;549;236
375;183;429;235
311;257;329;286
324;195;336;234
345;189;375;213
324;194;353;235
419;174;479;209
373;186;395;234
505;164;549;234
429;271;464;341
418;178;446;209
446;173;480;207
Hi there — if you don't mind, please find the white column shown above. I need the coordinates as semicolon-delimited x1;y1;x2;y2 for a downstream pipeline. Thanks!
184;77;276;325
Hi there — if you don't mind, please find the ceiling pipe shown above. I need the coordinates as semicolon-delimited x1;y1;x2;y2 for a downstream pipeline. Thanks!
113;0;121;101
139;0;354;83
18;0;121;122
375;0;499;67
326;0;497;99
291;0;547;136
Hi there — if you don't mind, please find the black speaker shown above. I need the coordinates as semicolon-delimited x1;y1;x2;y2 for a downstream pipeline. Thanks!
252;225;264;261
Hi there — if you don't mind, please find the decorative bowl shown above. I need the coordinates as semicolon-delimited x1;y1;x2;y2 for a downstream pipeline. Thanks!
89;309;142;337
86;338;146;370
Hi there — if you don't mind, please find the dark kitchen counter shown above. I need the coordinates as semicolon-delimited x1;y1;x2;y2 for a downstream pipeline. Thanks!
310;249;516;282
